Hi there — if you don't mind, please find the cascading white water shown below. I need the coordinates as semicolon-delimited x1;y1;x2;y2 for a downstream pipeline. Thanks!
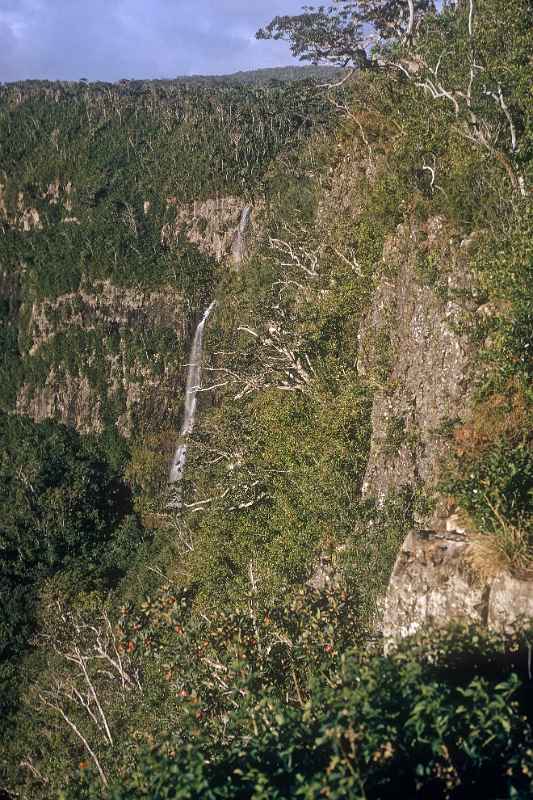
231;206;252;263
168;204;249;494
169;300;216;485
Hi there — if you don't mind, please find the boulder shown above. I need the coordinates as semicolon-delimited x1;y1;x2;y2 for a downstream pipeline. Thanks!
383;529;533;643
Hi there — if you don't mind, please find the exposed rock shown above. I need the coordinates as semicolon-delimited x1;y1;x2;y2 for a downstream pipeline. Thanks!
64;181;73;212
15;191;43;231
230;206;252;264
26;278;183;356
16;279;186;436
3;182;256;438
108;345;184;438
488;573;533;633
0;179;75;228
358;217;477;522
383;529;533;643
21;207;42;232
308;546;347;591
382;530;486;642
16;354;183;439
42;179;60;204
16;371;104;434
161;196;261;262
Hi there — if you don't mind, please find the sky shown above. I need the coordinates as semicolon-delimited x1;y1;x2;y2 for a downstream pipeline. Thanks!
0;0;307;83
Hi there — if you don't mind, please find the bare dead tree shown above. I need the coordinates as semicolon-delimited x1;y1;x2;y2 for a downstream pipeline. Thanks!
399;3;528;196
31;603;142;789
37;690;109;787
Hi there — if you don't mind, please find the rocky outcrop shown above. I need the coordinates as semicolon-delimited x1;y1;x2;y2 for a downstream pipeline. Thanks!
488;572;533;632
356;217;533;639
15;280;186;436
161;196;260;262
358;217;478;523
17;372;105;434
25;278;184;356
0;178;75;228
383;528;533;643
16;354;183;438
2;179;259;437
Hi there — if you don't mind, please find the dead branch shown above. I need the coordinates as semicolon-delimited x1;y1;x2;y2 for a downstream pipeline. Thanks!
318;67;355;89
38;693;108;787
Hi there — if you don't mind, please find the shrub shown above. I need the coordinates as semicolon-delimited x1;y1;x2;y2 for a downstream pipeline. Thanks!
465;503;532;581
63;620;533;800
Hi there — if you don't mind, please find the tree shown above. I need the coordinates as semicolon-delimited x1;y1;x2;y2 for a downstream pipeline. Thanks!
0;413;141;722
258;1;531;195
0;414;130;580
257;2;436;69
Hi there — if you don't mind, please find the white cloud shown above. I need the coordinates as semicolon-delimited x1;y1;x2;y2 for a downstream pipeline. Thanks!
0;0;304;82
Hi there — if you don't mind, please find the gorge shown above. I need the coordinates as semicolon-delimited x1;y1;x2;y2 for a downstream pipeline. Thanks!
0;3;532;797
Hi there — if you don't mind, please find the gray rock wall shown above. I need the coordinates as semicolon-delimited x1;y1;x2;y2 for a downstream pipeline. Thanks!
358;217;477;524
383;529;533;643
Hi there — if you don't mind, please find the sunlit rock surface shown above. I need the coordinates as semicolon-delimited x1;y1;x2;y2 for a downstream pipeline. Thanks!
384;528;533;642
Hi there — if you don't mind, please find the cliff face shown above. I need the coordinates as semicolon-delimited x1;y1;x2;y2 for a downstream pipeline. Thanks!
0;79;318;445
161;196;259;263
3;177;256;437
357;218;533;636
358;216;477;525
15;279;185;436
383;530;533;643
1;79;529;639
0;179;76;230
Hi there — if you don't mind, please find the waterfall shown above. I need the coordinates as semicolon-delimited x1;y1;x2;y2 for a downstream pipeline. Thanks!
231;205;252;263
169;300;216;485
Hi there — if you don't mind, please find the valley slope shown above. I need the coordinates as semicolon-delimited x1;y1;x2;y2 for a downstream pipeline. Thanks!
0;11;532;796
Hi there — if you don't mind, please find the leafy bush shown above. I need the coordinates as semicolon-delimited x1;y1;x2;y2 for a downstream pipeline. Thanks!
0;414;142;723
62;611;533;800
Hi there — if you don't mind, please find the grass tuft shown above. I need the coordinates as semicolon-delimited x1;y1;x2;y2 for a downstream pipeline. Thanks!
465;503;532;583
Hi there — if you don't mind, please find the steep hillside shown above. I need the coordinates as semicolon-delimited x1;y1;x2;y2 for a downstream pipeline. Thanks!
0;3;532;798
0;80;330;445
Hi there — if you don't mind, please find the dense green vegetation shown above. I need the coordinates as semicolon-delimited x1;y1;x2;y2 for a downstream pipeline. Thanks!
0;1;531;797
64;605;533;800
0;75;333;437
143;65;343;87
178;0;533;606
0;413;142;720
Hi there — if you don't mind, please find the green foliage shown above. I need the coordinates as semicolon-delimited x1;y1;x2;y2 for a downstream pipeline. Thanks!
1;3;532;796
61;606;533;800
0;413;142;724
443;212;532;543
0;274;22;408
0;413;130;577
446;439;532;532
343;490;415;626
257;2;435;67
0;77;334;432
0;82;332;219
185;380;372;602
163;65;343;87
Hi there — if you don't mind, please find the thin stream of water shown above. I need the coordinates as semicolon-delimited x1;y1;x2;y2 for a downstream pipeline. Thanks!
169;206;250;494
169;300;216;485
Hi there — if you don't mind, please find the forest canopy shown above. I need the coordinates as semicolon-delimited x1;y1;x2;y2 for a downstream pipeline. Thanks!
0;1;531;797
